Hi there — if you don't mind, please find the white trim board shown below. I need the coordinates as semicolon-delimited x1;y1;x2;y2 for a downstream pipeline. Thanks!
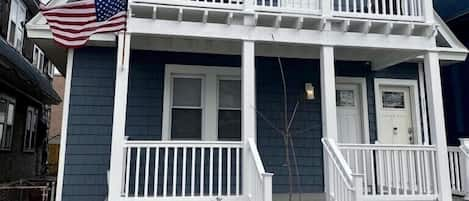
55;49;74;201
373;78;424;144
162;64;241;141
336;77;370;144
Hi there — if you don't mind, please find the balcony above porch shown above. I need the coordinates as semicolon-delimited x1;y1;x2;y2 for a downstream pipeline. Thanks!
129;0;436;38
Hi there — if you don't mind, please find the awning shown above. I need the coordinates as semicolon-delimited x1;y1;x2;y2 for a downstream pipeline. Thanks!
0;38;61;105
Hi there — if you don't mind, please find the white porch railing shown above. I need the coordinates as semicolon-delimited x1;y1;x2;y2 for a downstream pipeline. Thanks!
322;138;363;201
448;146;464;196
332;0;425;21
245;138;273;201
448;140;469;200
121;140;244;199
337;143;439;200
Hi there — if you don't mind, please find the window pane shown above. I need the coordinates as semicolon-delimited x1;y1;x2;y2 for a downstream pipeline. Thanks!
382;91;405;109
173;78;202;107
219;80;241;108
7;104;14;125
171;109;202;140
8;22;16;44
0;101;6;123
218;110;241;140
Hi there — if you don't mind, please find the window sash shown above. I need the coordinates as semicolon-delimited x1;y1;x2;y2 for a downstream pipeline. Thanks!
0;96;15;151
23;107;38;152
7;0;26;51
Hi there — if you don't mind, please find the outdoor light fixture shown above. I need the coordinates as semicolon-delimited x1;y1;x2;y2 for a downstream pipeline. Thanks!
305;83;315;100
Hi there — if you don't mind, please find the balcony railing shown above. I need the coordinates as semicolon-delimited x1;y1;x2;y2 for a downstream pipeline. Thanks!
131;0;429;22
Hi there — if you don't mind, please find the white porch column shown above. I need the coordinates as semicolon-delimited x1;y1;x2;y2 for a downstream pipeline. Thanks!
320;46;338;140
108;32;131;201
460;138;469;200
423;51;452;201
320;45;337;198
242;40;256;197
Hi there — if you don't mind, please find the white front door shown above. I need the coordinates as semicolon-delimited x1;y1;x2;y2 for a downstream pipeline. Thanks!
336;83;363;143
377;86;414;144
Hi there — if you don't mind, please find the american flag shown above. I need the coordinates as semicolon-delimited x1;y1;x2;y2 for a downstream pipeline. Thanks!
40;0;127;48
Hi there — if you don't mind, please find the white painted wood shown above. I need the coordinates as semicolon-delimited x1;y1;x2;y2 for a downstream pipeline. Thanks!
122;141;243;198
337;143;439;199
423;51;452;201
374;79;423;145
127;19;436;51
336;77;370;144
417;63;430;145
241;40;256;199
459;138;469;200
321;46;337;198
108;32;131;201
54;49;74;201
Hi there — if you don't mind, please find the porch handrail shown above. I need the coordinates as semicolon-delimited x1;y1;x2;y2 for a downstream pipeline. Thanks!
338;142;439;200
322;138;363;201
245;138;273;201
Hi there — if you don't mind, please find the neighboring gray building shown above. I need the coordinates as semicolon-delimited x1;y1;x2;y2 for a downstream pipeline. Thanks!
0;0;60;186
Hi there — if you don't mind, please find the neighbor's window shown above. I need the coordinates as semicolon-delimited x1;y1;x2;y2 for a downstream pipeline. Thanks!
7;0;26;51
33;45;45;71
24;106;38;152
217;79;241;140
0;95;16;151
170;77;203;140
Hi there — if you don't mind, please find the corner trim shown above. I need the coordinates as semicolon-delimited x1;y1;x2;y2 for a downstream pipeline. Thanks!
55;49;74;201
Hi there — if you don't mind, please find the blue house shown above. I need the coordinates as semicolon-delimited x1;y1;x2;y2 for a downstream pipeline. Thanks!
26;0;469;201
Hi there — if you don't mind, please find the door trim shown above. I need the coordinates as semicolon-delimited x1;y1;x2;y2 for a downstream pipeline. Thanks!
374;78;423;144
336;77;370;143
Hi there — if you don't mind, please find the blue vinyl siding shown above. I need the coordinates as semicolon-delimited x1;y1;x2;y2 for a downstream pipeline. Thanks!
62;48;419;201
63;47;116;201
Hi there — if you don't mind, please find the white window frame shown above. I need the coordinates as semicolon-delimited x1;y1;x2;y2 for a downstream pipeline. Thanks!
7;0;26;51
162;64;241;141
0;94;16;151
216;77;242;140
33;45;45;71
24;106;38;152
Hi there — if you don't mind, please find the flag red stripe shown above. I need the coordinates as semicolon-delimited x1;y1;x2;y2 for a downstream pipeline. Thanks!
50;19;126;34
51;23;126;41
42;12;97;18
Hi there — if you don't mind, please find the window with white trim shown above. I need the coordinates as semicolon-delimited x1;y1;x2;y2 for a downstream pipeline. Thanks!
7;0;26;51
163;65;241;141
33;45;45;71
217;79;241;140
170;76;204;140
24;106;38;152
0;95;16;151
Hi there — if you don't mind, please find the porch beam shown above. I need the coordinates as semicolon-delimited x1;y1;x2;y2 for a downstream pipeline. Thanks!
241;40;256;196
108;32;132;201
423;51;451;201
